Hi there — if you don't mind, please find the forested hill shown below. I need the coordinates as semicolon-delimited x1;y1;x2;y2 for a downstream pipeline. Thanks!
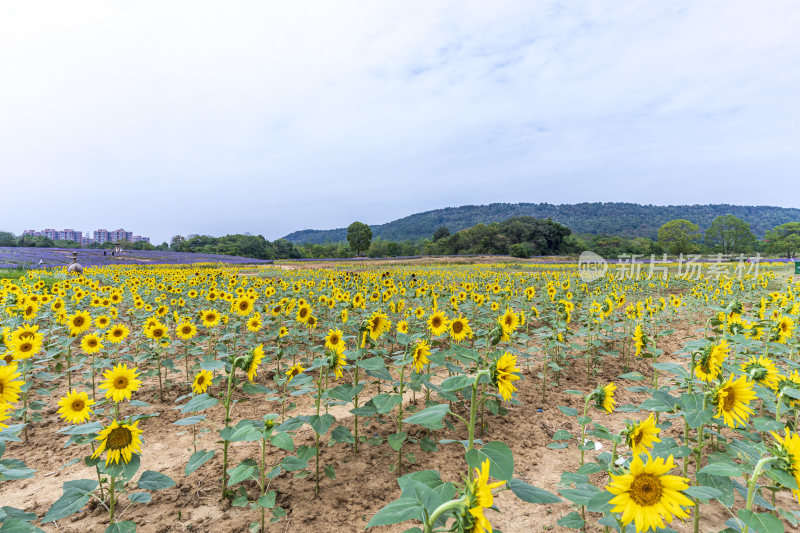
282;203;800;244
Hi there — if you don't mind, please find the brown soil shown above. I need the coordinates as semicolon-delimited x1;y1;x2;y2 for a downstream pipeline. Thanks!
2;319;793;533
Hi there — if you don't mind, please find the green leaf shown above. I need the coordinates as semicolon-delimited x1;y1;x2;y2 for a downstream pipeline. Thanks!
324;464;336;479
507;478;561;503
557;406;579;417
559;487;597;506
586;491;614;513
464;441;514;482
185;450;215;476
227;463;256;486
42;479;98;523
371;394;402;414
552;430;572;441
104;522;136;533
127;492;151;504
180;393;218;413
402;403;449;429
309;414;336;436
753;417;786;433
280;456;307;471
697;473;734;507
439;375;474;392
173;415;206;426
557;511;585;529
388;432;407;451
367;498;424;528
698;463;743;477
137;470;176;491
257;491;276;508
737;509;784;533
683;485;723;502
618;371;645;381
270;432;294;452
330;425;355;444
0;517;46;532
357;357;386;371
57;422;103;435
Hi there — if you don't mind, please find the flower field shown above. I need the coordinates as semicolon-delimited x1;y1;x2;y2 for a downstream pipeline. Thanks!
1;260;799;533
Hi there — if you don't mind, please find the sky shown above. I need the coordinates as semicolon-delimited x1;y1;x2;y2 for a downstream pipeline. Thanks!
1;1;799;244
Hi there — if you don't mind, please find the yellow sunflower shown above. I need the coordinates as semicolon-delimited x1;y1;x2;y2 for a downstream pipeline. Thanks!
740;355;779;390
285;363;305;383
0;363;24;404
106;324;130;344
694;340;728;382
499;307;520;335
246;313;262;332
607;454;693;532
491;352;521;402
772;429;800;503
449;315;472;342
80;333;104;355
625;413;661;456
329;350;347;380
200;309;220;328
176;321;197;340
412;340;431;373
92;419;143;466
57;390;94;424
247;344;265;382
465;459;504;533
396;320;409;334
367;311;391;341
192;369;213;394
427;310;449;337
67;310;92;337
9;334;43;360
324;329;345;354
714;374;756;428
594;382;616;413
99;363;142;403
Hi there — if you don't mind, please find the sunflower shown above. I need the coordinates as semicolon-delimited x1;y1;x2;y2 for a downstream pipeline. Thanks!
464;459;504;533
305;315;318;329
0;403;11;431
324;329;345;354
449;315;472;342
200;309;220;328
594;382;616;413
176;321;197;340
412;340;431;373
106;324;130;344
285;363;305;383
95;315;110;329
67;310;92;337
776;316;796;343
396;320;409;334
607;454;693;532
9;334;43;360
633;324;645;357
341;308;348;323
427;310;449;337
625;413;661;456
92;419;143;466
414;306;425;319
57;390;94;424
247;344;265;382
499;308;519;335
192;369;213;394
367;311;391;340
0;363;23;404
772;429;800;503
100;363;142;403
329;350;347;380
740;355;779;390
714;374;756;428
232;296;255;316
296;304;312;324
144;321;169;341
246;313;262;332
80;333;104;355
694;340;728;382
279;326;289;338
491;352;521;402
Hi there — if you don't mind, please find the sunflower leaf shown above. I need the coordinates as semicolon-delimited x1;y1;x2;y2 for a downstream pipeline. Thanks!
137;470;176;491
42;479;97;523
185;450;215;476
179;393;218;413
508;478;561;503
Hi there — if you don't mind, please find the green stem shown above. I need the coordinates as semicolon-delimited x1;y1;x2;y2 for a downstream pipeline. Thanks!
424;497;467;533
108;474;116;524
397;361;406;476
221;362;239;500
742;457;778;533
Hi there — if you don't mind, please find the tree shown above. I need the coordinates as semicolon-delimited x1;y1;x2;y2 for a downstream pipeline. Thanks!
433;226;451;241
0;231;17;247
170;235;186;251
764;222;800;258
347;221;372;256
657;219;701;255
705;215;756;254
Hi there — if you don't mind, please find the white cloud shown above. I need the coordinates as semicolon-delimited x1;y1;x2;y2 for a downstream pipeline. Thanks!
1;0;799;242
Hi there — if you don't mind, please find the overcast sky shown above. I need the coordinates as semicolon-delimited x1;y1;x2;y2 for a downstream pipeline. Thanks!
1;1;799;243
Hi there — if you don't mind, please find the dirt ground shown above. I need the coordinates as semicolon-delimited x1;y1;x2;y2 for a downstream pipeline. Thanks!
2;318;794;533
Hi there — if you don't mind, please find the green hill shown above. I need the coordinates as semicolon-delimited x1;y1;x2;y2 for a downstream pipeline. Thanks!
282;203;800;244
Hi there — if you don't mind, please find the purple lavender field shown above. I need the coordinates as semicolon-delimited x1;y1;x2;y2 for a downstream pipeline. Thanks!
0;247;273;269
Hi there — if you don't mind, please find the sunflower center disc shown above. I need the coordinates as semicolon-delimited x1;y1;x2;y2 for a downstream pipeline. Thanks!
107;427;133;450
72;401;84;411
629;473;663;506
115;377;129;389
723;389;737;411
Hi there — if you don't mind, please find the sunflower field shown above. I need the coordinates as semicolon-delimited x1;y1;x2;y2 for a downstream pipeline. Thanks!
1;260;800;533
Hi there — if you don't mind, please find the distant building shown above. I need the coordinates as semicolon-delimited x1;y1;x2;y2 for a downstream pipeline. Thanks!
23;227;149;246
